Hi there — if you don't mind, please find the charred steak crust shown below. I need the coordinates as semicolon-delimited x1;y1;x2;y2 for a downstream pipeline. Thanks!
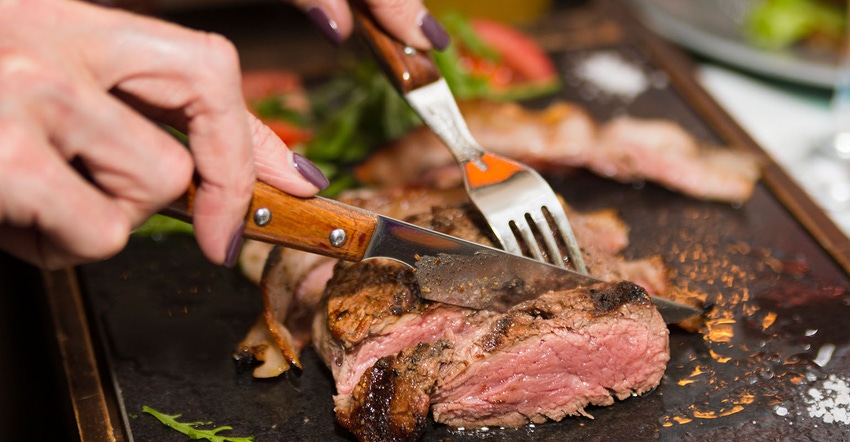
590;280;653;314
325;260;425;348
337;341;453;442
476;282;655;356
403;205;498;247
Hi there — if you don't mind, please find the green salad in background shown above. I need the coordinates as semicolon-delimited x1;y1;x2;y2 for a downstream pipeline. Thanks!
745;0;846;53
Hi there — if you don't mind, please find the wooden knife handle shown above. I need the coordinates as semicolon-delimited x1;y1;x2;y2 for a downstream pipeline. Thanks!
351;0;442;94
163;181;378;262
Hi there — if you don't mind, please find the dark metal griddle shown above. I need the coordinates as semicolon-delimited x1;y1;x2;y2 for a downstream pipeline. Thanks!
46;1;850;440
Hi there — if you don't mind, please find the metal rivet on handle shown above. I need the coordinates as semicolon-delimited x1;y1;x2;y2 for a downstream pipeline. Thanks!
403;46;417;56
253;207;272;226
329;228;347;247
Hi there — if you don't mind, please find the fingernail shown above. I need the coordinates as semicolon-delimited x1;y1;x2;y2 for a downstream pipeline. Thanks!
224;222;245;269
293;152;330;190
307;5;342;46
419;12;450;51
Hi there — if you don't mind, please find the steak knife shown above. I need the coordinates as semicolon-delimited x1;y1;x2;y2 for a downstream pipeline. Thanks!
164;181;701;323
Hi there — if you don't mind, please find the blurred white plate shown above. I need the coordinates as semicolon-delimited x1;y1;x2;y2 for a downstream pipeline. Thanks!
628;0;838;88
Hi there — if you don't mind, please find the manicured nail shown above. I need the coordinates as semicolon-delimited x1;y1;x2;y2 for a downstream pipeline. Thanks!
293;152;330;190
419;12;450;51
307;5;342;46
224;222;245;269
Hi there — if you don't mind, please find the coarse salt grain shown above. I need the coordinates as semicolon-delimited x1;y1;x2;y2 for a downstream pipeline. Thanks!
805;374;850;425
813;343;836;367
572;51;649;101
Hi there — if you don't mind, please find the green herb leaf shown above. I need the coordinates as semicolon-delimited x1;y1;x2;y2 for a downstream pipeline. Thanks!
303;58;422;197
250;96;310;126
142;406;254;442
133;214;194;237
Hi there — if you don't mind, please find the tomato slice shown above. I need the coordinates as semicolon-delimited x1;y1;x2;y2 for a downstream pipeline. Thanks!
264;119;313;146
469;18;558;85
242;69;313;146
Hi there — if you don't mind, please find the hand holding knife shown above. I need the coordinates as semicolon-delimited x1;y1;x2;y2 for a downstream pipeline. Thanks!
164;180;702;323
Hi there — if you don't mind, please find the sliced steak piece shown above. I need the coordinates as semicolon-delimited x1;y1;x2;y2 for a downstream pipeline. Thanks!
239;186;674;441
315;261;669;440
356;99;761;203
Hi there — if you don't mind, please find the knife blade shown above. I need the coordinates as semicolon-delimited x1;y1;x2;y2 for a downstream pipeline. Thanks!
164;181;701;323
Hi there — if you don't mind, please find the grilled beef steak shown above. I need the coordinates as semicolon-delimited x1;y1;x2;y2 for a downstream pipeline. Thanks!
237;187;672;441
317;265;669;441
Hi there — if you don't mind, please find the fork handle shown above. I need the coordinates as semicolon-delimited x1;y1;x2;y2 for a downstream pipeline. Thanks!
351;2;486;166
350;0;441;93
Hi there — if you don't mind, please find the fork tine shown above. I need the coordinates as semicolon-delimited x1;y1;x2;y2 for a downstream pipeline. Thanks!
513;217;547;263
528;212;567;268
544;205;587;274
490;223;524;257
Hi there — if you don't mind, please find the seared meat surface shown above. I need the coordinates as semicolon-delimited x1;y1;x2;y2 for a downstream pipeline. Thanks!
317;260;668;441
237;187;672;441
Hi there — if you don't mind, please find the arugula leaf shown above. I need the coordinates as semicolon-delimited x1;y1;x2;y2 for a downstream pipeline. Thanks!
133;214;194;237
250;96;311;126
303;58;422;196
142;406;254;442
431;13;499;100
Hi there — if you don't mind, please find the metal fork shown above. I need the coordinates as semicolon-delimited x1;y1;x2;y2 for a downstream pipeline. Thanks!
352;5;587;273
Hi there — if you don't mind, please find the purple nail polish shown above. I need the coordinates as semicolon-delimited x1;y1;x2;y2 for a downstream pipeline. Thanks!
307;6;342;46
420;13;450;51
224;222;245;269
293;152;330;190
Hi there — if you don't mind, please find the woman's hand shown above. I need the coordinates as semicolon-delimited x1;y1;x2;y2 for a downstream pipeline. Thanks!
0;0;328;270
286;0;451;50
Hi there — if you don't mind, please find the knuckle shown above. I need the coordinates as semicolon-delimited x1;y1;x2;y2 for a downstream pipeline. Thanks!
173;31;241;114
0;49;58;91
0;48;79;114
251;118;279;151
196;32;240;79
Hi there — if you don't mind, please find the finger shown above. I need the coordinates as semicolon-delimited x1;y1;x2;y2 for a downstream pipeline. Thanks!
160;38;254;268
43;81;195;230
289;0;450;50
78;10;256;265
247;112;329;196
362;0;450;50
114;93;329;199
0;119;131;269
